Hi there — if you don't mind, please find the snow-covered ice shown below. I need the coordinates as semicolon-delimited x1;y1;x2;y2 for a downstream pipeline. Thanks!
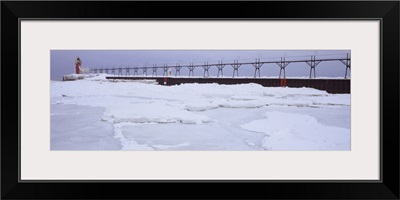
51;74;351;150
241;112;350;150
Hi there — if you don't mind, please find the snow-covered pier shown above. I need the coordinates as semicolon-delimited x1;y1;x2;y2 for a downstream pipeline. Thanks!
105;76;350;94
62;74;95;81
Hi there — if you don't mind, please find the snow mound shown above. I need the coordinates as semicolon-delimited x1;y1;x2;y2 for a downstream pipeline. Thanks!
103;102;212;124
62;73;96;81
185;98;268;110
85;73;108;81
185;101;220;112
230;95;261;101
219;100;267;109
263;87;329;97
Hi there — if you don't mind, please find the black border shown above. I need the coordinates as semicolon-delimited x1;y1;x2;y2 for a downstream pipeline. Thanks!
2;1;399;199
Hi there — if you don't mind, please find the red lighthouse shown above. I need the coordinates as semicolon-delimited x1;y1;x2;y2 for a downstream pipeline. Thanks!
75;57;82;74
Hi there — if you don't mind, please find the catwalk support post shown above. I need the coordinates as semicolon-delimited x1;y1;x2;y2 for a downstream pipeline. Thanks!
252;58;263;78
175;64;182;76
306;55;321;78
188;63;195;77
231;60;241;78
216;60;225;77
203;62;210;77
152;65;158;77
340;53;351;79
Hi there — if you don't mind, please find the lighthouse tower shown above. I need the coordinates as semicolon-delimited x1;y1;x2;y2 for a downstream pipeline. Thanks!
75;57;82;74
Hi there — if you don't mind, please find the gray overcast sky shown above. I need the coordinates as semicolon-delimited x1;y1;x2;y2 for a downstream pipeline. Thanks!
51;50;350;81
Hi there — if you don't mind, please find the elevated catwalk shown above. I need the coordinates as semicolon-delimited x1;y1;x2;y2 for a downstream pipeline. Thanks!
106;76;350;94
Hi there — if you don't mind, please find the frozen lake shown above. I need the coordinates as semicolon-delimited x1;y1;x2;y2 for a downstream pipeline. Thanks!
51;74;351;151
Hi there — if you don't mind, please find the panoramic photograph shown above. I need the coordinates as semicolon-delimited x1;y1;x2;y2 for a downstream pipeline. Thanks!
50;50;351;151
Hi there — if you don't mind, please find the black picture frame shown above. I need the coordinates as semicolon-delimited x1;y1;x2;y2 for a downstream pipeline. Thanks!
2;1;399;199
